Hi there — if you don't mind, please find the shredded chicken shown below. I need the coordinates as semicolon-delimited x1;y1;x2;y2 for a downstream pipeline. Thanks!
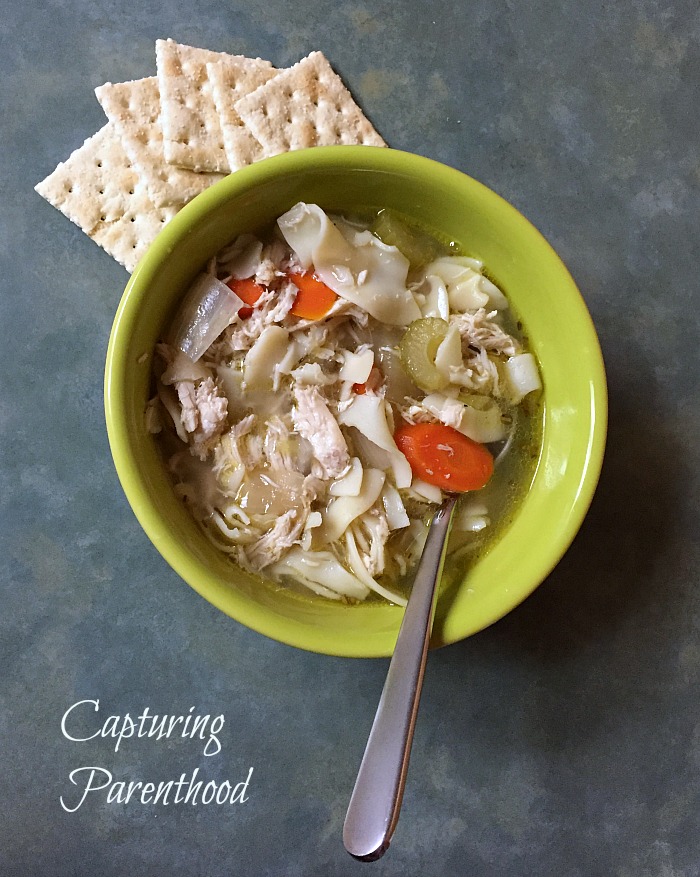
254;257;280;287
243;508;307;570
194;380;227;438
214;416;263;475
453;308;519;356
263;416;296;471
226;280;299;353
400;396;463;429
176;382;199;433
292;385;350;478
450;347;502;395
226;288;275;351
353;511;391;577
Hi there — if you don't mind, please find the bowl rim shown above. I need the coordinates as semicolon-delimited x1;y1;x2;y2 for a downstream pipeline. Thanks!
104;145;608;657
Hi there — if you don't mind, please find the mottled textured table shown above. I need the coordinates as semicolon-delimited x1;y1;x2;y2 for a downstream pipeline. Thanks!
2;1;699;875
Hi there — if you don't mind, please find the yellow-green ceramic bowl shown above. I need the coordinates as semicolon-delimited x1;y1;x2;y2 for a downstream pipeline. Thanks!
105;146;607;657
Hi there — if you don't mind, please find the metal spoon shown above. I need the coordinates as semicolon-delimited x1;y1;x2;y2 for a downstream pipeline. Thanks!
343;495;458;861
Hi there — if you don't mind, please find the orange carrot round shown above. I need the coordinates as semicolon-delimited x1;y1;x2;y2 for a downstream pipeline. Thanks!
288;271;338;320
394;422;494;492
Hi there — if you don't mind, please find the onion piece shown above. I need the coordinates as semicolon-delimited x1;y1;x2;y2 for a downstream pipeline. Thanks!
171;274;244;362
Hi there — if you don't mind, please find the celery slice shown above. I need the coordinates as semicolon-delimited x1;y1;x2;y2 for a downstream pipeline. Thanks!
371;210;440;268
399;318;450;391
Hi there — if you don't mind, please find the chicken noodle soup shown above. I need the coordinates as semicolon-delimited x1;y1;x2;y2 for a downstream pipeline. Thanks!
148;204;542;605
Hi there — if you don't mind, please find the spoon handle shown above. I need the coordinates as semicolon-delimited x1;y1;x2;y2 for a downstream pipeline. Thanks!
343;495;458;861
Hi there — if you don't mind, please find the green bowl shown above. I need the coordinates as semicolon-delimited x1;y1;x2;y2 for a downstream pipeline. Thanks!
104;146;607;657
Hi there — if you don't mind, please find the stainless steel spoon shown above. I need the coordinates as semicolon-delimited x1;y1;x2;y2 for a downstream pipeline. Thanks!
343;495;458;861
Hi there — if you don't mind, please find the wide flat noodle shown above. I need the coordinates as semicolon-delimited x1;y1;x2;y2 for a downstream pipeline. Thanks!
95;77;224;208
235;51;386;157
156;39;275;173
34;124;177;272
206;58;278;170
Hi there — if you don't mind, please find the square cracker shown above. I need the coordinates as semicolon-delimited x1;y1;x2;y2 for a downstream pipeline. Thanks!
155;39;275;174
234;51;386;157
34;124;178;272
95;77;224;209
92;189;179;272
206;58;278;170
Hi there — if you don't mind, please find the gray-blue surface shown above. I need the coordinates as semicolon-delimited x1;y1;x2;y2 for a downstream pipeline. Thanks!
2;1;699;875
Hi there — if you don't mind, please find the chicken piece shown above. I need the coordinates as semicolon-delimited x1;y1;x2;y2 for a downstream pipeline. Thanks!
263;416;296;471
254;240;288;287
232;413;256;438
449;347;502;395
175;377;228;460
244;508;307;570
227;280;298;353
266;278;298;323
352;511;390;577
292;385;350;479
453;308;519;356
254;257;279;288
176;381;199;434
213;415;259;486
194;378;228;441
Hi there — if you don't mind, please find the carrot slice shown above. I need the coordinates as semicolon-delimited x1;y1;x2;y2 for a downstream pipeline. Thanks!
226;277;266;319
288;271;338;320
394;422;494;492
